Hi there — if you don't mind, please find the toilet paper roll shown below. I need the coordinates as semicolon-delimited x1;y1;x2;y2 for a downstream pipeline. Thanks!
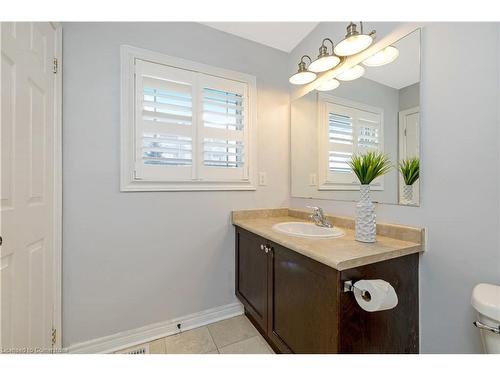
353;279;398;312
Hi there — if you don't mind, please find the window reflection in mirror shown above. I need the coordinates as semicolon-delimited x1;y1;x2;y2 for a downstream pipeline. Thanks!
291;28;421;206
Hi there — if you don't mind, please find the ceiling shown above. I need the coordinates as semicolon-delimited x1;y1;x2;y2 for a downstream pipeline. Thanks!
201;22;319;52
363;29;420;89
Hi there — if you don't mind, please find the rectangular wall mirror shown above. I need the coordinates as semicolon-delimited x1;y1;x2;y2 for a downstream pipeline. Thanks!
291;28;421;206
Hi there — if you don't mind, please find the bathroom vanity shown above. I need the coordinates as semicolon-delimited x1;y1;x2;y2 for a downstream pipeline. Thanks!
232;208;424;354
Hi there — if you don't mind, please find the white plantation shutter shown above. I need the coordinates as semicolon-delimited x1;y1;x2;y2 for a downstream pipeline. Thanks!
131;57;251;185
135;60;196;181
324;101;383;188
198;75;248;181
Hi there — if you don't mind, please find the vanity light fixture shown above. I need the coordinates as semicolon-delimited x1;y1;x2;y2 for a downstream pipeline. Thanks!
308;38;341;73
334;22;376;57
289;55;317;85
316;78;340;92
362;46;399;67
336;65;365;81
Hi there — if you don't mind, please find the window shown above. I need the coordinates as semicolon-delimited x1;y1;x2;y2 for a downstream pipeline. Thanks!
121;46;256;191
318;95;384;190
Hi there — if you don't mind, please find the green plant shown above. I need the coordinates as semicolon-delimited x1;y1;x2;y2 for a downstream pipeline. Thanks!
399;157;420;185
349;151;392;185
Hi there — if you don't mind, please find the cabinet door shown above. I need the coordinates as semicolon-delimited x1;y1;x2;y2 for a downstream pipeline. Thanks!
268;243;339;353
235;228;269;333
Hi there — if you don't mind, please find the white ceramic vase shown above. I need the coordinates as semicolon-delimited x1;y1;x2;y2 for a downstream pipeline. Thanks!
403;184;413;204
355;184;376;243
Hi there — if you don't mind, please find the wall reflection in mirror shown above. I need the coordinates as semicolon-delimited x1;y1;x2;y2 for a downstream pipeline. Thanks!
291;29;420;206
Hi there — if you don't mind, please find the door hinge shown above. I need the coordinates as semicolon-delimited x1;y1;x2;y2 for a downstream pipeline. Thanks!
51;327;57;345
53;58;58;74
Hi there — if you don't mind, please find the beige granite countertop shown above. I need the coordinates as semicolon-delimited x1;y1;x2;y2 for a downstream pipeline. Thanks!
232;208;424;271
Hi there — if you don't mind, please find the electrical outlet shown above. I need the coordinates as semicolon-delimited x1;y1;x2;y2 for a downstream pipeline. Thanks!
309;173;317;186
258;172;267;186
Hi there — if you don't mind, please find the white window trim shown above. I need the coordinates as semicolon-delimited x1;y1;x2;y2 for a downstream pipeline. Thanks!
317;93;385;191
120;45;257;191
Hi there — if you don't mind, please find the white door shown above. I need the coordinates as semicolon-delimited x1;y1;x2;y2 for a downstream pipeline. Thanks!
1;22;61;352
398;106;420;205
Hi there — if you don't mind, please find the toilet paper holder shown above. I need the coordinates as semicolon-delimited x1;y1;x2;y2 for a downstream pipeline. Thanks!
343;280;372;301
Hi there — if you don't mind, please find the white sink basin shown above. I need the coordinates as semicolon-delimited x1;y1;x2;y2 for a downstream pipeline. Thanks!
272;222;345;239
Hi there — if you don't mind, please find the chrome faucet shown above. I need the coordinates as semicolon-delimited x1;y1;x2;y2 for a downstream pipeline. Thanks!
307;206;332;228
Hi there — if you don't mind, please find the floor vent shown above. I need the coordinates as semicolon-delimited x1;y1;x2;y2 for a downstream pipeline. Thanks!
115;344;150;354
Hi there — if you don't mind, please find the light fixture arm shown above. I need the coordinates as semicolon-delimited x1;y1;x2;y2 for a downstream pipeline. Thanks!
300;55;312;65
359;21;376;38
320;38;335;55
297;55;313;72
321;38;335;54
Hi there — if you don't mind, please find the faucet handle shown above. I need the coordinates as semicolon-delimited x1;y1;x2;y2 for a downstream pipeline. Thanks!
306;206;322;215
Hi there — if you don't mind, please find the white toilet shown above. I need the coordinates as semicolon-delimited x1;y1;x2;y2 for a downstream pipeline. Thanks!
471;283;500;353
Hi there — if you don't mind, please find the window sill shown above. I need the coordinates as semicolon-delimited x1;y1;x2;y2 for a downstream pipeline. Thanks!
120;180;257;192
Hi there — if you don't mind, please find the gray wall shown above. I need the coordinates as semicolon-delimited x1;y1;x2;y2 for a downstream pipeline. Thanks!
290;22;500;353
62;22;290;347
399;82;420;111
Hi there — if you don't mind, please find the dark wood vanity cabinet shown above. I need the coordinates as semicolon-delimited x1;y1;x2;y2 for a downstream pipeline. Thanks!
235;227;419;354
235;229;269;331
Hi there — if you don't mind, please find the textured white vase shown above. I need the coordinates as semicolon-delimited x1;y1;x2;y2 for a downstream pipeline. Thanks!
403;184;413;204
355;185;376;243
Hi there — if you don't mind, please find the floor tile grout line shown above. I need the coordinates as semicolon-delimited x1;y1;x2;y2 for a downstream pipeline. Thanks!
217;335;270;354
205;325;219;353
208;316;258;350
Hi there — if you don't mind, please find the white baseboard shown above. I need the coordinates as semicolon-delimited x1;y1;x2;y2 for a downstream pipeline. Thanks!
66;302;244;354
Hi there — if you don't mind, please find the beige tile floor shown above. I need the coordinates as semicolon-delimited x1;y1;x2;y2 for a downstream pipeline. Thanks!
117;315;275;354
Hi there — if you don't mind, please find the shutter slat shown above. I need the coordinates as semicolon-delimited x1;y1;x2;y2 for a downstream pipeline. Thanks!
203;100;243;112
203;88;244;102
142;109;192;124
143;100;192;113
142;121;192;138
143;76;192;95
200;125;244;142
203;110;244;121
143;157;192;166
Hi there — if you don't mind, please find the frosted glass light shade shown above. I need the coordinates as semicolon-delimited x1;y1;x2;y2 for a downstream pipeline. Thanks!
337;65;365;81
289;71;317;85
334;34;373;56
362;46;399;67
316;79;340;92
309;55;341;73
